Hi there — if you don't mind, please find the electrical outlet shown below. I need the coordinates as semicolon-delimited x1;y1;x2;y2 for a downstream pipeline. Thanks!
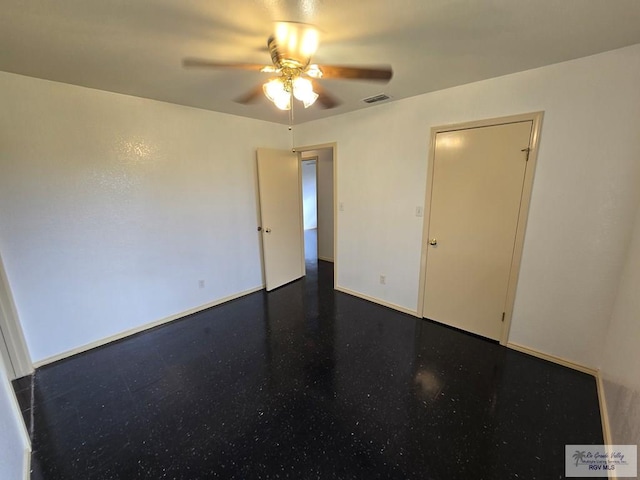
379;274;386;285
415;206;424;217
198;280;205;289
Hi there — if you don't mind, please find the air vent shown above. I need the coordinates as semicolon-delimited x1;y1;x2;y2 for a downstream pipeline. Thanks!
362;93;391;104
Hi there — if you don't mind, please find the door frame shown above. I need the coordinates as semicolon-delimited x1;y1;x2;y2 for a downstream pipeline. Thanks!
0;253;32;379
417;112;544;345
296;142;338;286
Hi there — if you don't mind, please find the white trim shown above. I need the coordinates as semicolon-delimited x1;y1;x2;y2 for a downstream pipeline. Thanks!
0;352;32;475
335;286;419;317
0;254;33;378
23;448;31;480
296;151;307;279
318;256;334;263
508;343;615;478
595;371;614;445
506;342;597;375
33;285;264;368
595;371;617;479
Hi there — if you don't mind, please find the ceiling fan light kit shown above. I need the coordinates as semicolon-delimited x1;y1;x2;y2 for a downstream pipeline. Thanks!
262;22;321;110
263;77;292;110
262;75;319;110
182;21;393;112
292;76;319;108
260;71;319;110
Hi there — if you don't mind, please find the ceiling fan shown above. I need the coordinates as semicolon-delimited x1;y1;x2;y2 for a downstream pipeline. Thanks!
183;22;393;111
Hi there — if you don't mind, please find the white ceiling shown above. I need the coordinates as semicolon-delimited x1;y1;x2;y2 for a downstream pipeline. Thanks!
2;0;640;125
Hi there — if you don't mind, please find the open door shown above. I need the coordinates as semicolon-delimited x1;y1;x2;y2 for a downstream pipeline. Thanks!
256;148;305;291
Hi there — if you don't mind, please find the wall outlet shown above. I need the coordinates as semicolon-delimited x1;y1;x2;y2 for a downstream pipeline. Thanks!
379;274;386;285
415;206;424;217
198;280;205;289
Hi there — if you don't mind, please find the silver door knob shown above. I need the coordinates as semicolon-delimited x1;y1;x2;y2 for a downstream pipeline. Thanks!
429;238;438;246
265;228;272;233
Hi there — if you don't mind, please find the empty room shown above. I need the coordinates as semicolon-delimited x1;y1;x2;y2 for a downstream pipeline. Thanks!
1;1;639;479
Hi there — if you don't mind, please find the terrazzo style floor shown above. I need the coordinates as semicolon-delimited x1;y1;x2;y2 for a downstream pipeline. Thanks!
14;230;603;479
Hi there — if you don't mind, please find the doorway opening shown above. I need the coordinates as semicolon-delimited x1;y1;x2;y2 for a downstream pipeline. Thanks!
255;144;336;291
298;145;335;279
301;158;318;264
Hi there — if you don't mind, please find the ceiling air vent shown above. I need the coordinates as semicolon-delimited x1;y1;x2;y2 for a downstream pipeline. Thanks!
362;93;391;104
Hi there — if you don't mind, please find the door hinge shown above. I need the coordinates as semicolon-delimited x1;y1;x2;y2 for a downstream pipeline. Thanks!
521;147;531;161
501;312;506;322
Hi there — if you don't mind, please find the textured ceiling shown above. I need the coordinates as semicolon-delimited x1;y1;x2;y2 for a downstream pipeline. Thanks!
2;0;640;124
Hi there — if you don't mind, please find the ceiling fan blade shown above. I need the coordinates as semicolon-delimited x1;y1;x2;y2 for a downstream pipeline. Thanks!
313;83;341;109
182;58;269;72
318;65;393;82
234;85;265;105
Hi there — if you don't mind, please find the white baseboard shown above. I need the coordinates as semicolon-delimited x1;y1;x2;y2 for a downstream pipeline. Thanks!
318;256;334;263
334;286;419;317
23;448;31;480
507;342;615;476
595;370;617;479
6;363;32;455
506;342;597;376
33;285;265;368
595;370;614;444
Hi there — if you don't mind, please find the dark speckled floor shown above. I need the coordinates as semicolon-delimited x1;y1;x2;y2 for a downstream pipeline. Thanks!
14;230;603;479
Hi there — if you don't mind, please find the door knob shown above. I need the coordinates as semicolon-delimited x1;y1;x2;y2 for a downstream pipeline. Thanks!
429;238;438;246
265;228;272;233
257;226;262;232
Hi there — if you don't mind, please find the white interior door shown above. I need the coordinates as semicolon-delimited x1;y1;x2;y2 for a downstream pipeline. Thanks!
256;148;305;291
423;121;533;340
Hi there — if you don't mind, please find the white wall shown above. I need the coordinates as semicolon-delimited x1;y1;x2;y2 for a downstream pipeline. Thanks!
600;198;640;445
2;45;639;371
0;355;29;480
0;71;288;363
301;161;317;230
296;44;640;369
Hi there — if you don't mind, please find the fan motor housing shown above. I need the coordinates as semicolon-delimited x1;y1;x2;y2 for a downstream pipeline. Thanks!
268;36;311;70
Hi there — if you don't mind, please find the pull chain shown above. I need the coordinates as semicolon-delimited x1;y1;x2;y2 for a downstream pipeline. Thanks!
289;98;296;153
